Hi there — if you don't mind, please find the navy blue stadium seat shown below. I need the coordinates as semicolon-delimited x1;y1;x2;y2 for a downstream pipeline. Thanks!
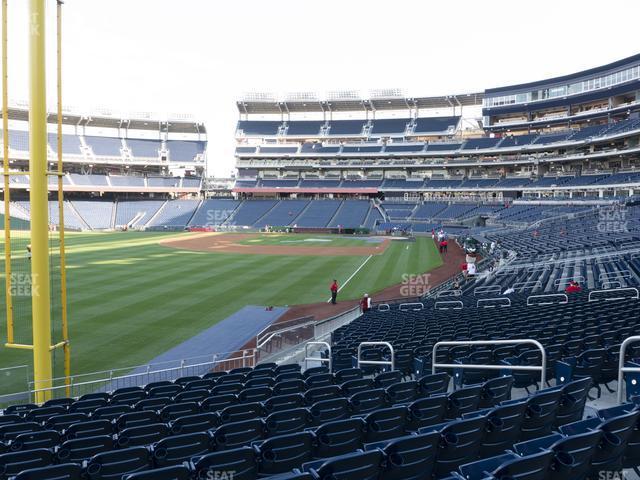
84;446;152;480
12;463;82;480
63;419;112;439
263;394;306;414
304;449;384;480
117;423;169;448
211;419;266;450
273;380;305;396
313;418;366;458
514;430;603;480
374;371;403;389
406;395;448;431
417;372;450;396
420;415;488;478
308;398;351;426
238;386;273;403
200;394;238;413
220;402;263;424
340;379;373;396
555;376;592;426
265;408;311;437
445;384;483;419
56;434;114;463
0;449;53;478
386;380;419;405
191;446;257;480
460;450;554;480
350;389;388;415
115;411;161;431
169;412;219;435
151;432;213;467
123;465;191;480
44;413;87;432
10;430;60;451
159;402;200;422
255;431;315;475
362;405;407;443
372;431;440;480
304;386;341;405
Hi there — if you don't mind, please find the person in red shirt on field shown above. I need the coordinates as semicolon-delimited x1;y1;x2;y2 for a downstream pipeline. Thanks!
360;294;371;313
330;279;339;304
565;280;582;294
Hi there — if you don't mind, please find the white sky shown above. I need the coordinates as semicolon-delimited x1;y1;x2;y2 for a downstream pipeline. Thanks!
3;0;640;177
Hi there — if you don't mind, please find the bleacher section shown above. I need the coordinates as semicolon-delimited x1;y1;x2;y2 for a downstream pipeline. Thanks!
189;199;240;227
254;200;309;228
294;201;342;228
328;200;370;228
126;139;161;158
115;200;165;228
71;201;114;230
229;200;279;226
0;282;639;479
84;136;122;157
147;200;200;228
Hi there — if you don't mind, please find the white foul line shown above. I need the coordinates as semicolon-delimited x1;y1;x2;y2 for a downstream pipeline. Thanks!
327;254;374;303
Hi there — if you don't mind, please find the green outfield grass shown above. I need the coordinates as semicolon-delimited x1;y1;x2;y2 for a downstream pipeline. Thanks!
0;231;442;395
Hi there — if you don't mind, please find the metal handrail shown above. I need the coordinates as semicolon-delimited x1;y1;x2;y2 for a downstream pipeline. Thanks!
304;341;331;371
474;285;502;296
526;293;569;306
357;342;394;371
377;304;390;312
514;280;543;291
553;275;585;287
477;297;511;308
602;280;623;289
432;339;547;386
437;290;462;298
588;287;639;302
434;300;463;310
617;336;640;404
399;302;424;311
599;269;631;281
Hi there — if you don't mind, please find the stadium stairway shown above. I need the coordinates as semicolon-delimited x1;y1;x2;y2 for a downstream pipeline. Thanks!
325;200;345;228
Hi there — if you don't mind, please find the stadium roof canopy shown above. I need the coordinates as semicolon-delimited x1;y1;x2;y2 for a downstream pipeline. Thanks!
237;91;484;115
3;104;206;134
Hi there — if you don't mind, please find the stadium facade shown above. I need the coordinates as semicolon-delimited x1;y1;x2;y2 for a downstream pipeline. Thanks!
232;53;640;202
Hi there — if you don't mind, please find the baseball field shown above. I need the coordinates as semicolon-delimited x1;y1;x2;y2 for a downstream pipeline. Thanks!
0;231;442;395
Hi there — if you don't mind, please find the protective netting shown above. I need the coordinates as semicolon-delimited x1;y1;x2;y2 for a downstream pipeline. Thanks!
0;192;68;399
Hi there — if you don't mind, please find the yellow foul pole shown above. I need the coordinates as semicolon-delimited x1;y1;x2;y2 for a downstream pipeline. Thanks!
2;0;14;343
29;0;52;402
56;0;70;396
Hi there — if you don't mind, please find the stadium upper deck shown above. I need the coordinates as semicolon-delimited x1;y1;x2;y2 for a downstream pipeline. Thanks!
232;55;640;200
2;105;206;195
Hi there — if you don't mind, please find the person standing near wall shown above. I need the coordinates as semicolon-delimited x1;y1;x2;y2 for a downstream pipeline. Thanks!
330;279;339;304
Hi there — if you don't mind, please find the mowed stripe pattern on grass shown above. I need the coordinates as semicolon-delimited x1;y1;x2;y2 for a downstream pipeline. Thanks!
0;232;440;394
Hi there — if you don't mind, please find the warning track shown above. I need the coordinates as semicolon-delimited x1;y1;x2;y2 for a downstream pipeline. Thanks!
160;233;391;256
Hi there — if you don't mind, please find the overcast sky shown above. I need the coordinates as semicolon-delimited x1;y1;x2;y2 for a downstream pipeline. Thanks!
4;0;640;176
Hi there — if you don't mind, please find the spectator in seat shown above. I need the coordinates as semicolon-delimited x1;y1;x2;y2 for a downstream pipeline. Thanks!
565;280;582;294
330;279;339;304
